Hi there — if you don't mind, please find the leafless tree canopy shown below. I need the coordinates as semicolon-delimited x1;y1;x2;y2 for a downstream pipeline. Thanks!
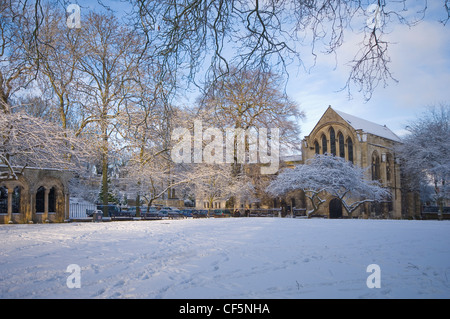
197;66;304;153
129;0;450;99
2;0;449;104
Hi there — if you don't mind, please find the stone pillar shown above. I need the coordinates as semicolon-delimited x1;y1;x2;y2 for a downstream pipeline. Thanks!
65;193;70;220
29;191;34;223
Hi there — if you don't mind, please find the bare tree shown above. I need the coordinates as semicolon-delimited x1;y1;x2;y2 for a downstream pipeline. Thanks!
2;1;449;104
34;2;81;130
129;0;449;99
0;1;37;113
182;163;254;216
71;11;149;212
196;66;304;179
199;67;303;143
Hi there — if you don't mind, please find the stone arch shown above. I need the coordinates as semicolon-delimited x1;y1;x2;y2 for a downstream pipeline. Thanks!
32;176;66;223
48;186;57;213
12;186;21;214
35;186;46;213
0;176;29;223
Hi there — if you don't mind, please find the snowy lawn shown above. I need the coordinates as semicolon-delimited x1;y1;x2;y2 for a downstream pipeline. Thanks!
1;218;449;299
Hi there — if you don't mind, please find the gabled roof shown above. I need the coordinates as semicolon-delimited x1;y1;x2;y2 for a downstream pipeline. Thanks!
333;108;401;142
307;106;401;143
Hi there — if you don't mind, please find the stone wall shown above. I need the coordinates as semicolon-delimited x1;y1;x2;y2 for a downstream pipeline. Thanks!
0;167;72;224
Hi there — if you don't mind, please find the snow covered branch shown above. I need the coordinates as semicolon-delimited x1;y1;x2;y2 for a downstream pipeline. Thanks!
267;154;391;218
0;112;93;180
396;104;450;216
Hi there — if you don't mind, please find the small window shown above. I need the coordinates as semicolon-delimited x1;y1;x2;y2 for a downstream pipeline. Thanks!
49;187;56;213
321;135;327;154
330;127;336;156
372;152;380;181
347;137;354;163
36;186;45;213
12;186;21;214
386;154;392;182
338;133;345;158
0;186;7;214
314;141;320;154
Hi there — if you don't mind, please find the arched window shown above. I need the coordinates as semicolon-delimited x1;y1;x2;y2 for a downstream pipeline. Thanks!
0;186;7;214
347;137;354;163
372;152;380;181
329;127;336;156
321;134;327;154
314;140;320;154
49;187;56;213
338;132;345;158
12;186;21;214
386;154;392;182
36;186;45;213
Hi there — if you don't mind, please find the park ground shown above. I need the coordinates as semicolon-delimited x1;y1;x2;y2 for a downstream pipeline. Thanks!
1;218;449;299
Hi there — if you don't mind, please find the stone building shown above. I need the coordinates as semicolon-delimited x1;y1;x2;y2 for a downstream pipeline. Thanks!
285;106;421;218
0;167;72;224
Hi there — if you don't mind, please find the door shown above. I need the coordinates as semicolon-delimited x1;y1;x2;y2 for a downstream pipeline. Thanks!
329;198;342;219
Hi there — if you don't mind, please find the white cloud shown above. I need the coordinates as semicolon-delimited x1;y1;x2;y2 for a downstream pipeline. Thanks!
288;15;450;140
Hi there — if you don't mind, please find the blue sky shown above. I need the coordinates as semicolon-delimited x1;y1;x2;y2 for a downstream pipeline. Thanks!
75;0;450;141
285;3;450;139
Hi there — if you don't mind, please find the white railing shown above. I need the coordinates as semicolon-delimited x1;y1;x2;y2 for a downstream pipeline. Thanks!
69;203;96;219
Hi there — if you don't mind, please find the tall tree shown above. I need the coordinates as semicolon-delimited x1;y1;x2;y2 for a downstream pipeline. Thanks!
72;11;149;213
396;104;450;218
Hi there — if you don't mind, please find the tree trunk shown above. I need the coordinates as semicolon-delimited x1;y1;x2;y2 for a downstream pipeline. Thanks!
101;152;109;217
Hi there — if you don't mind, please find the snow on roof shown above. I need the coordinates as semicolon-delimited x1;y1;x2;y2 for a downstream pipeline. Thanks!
281;154;302;162
334;108;401;142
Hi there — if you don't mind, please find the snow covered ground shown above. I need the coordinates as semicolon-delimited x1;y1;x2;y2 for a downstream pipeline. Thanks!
1;218;449;299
